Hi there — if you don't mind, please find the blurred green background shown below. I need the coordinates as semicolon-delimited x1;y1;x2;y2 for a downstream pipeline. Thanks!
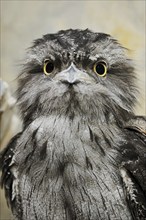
0;0;145;219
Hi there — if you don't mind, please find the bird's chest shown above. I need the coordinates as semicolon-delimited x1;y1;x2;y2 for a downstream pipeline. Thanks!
16;117;132;219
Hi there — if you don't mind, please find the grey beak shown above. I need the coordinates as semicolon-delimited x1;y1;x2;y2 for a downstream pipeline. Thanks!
54;63;89;85
65;63;79;84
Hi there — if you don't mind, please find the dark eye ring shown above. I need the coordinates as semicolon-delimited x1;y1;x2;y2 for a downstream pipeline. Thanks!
93;61;107;77
43;60;55;75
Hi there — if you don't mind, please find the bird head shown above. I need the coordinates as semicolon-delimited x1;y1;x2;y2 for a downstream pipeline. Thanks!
17;29;137;125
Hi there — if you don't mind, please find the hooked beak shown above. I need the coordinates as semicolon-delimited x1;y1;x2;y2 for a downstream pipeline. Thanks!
54;63;92;85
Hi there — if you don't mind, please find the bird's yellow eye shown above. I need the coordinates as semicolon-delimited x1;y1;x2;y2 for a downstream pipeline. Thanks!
93;62;107;77
43;60;54;75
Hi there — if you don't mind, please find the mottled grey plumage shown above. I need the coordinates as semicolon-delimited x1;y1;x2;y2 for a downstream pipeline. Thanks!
0;29;146;220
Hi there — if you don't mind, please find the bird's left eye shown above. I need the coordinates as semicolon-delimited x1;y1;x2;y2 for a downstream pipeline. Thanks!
93;62;107;77
43;60;55;75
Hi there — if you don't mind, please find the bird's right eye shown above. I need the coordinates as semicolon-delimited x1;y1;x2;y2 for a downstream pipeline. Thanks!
43;60;55;75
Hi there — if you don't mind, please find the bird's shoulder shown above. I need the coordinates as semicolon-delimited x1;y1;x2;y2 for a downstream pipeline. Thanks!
120;116;146;220
124;115;146;137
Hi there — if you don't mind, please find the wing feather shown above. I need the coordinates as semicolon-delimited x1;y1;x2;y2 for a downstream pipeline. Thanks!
0;132;22;216
120;116;146;220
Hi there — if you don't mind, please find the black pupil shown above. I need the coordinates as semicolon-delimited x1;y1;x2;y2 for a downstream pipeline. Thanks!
46;62;54;73
96;63;105;75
